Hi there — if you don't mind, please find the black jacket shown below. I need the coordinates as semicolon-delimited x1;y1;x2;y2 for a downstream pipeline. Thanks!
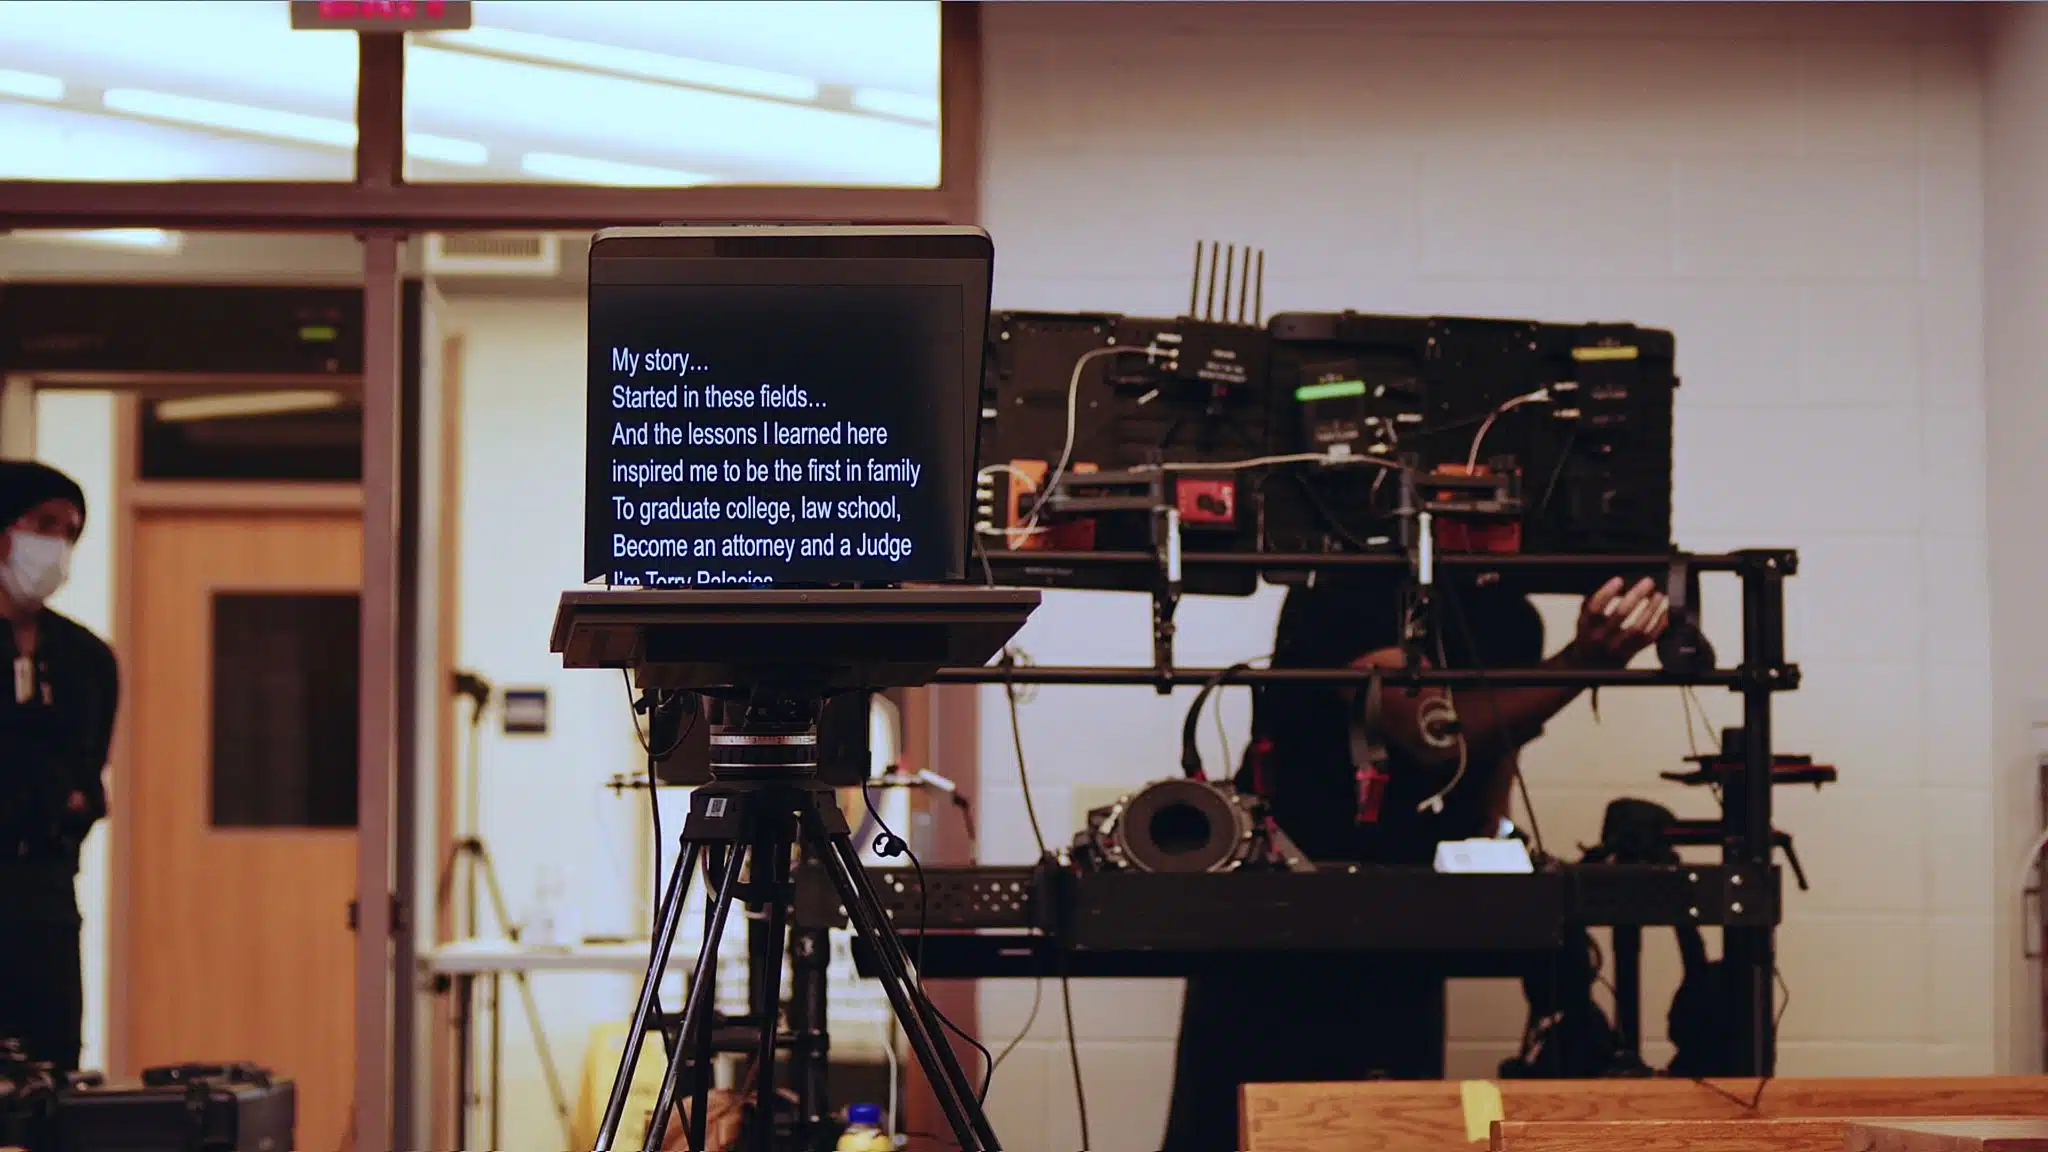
1;608;118;922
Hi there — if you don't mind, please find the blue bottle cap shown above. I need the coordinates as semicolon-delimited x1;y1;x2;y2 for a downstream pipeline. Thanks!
848;1102;883;1126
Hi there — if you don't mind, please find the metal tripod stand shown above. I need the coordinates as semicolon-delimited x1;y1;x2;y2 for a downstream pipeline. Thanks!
433;679;572;1147
592;695;999;1152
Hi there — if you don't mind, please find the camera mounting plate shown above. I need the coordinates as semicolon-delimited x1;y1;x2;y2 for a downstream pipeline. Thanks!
552;587;1040;693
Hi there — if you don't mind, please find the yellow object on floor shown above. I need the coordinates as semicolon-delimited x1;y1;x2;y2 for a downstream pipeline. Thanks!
573;1020;671;1150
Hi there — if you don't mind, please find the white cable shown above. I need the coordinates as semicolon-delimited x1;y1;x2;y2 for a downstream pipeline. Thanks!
1023;345;1161;535
976;464;1048;541
1416;691;1467;815
1466;388;1552;470
1145;452;1406;473
1209;653;1271;777
978;462;1041;490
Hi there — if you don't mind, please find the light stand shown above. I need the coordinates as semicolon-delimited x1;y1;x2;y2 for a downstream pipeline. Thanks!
554;587;1038;1152
431;673;572;1148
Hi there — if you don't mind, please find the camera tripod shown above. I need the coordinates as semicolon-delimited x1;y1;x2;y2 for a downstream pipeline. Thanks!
592;693;1000;1152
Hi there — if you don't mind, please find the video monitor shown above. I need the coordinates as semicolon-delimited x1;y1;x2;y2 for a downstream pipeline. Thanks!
585;226;994;589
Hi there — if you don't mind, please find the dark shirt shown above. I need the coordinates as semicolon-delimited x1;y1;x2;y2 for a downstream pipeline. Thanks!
0;607;118;922
1233;575;1546;863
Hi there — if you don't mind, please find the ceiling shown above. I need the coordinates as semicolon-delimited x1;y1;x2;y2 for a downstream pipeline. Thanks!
0;0;942;188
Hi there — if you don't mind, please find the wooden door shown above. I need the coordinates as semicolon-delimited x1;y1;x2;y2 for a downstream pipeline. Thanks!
126;508;361;1152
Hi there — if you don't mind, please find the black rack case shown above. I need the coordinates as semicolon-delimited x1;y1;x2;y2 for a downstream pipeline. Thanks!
57;1062;295;1152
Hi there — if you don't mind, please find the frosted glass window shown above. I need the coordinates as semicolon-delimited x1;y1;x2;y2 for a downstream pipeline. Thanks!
401;2;940;187
0;1;359;181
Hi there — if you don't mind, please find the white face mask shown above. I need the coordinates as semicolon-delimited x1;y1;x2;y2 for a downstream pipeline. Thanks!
0;531;72;609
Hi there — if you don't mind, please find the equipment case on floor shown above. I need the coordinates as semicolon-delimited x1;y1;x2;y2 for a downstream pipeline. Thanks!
56;1062;295;1152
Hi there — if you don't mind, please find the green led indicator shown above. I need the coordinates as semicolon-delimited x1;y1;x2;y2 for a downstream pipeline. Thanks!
1296;379;1367;402
299;325;338;342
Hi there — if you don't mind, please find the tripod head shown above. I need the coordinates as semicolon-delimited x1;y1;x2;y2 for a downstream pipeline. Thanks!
697;691;835;783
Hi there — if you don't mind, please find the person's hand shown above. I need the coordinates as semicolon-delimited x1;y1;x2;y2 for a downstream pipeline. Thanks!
65;791;86;813
1570;577;1669;667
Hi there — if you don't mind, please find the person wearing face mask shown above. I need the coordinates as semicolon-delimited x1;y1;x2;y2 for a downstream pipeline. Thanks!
0;460;117;1073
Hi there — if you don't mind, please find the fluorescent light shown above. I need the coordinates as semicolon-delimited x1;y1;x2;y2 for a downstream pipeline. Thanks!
156;391;344;423
407;132;487;165
519;152;714;187
96;88;486;163
425;26;819;103
851;88;940;124
103;88;355;148
406;47;939;187
14;229;184;254
0;69;64;102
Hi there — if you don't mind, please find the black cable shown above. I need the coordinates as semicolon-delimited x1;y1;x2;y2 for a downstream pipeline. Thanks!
952;792;980;860
987;977;1045;1082
1689;966;1789;1110
956;557;1055;1094
1533;428;1576;523
1001;662;1090;1151
981;507;1102;1144
1179;659;1261;780
858;782;996;1103
1288;467;1383;552
623;676;700;927
623;673;700;1060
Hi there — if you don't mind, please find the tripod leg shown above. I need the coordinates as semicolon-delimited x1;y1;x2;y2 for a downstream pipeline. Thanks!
490;973;504;1150
594;840;701;1152
687;850;720;1152
654;848;722;1152
811;826;997;1151
749;835;792;1152
644;841;752;1152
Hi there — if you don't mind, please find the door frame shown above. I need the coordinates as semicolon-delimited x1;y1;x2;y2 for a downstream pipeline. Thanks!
57;375;463;1088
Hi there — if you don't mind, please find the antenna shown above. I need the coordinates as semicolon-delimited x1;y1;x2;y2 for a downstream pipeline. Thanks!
1220;244;1236;323
1204;243;1220;321
1253;249;1264;325
1236;245;1251;324
1186;239;1268;324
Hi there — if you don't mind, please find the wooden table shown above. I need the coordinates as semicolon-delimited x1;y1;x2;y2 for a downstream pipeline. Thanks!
1846;1119;2048;1151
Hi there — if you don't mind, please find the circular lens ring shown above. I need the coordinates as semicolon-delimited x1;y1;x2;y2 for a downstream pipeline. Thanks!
1112;779;1253;873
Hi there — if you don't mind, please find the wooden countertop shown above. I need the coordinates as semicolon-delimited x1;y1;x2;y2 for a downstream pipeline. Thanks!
1846;1119;2048;1151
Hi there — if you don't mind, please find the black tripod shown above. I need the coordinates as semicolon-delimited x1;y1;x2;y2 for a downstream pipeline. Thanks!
593;693;999;1152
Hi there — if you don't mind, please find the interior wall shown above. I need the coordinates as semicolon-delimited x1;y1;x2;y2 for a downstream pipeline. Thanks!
1983;0;2048;1078
973;4;1991;1150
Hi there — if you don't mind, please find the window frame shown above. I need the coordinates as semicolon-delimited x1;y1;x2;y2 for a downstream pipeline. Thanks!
0;4;981;231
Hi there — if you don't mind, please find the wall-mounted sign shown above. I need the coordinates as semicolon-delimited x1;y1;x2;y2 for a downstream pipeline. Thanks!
289;1;473;32
502;688;549;736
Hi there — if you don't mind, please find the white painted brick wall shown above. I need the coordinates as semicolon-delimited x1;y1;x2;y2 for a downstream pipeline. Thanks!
975;6;1992;1150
